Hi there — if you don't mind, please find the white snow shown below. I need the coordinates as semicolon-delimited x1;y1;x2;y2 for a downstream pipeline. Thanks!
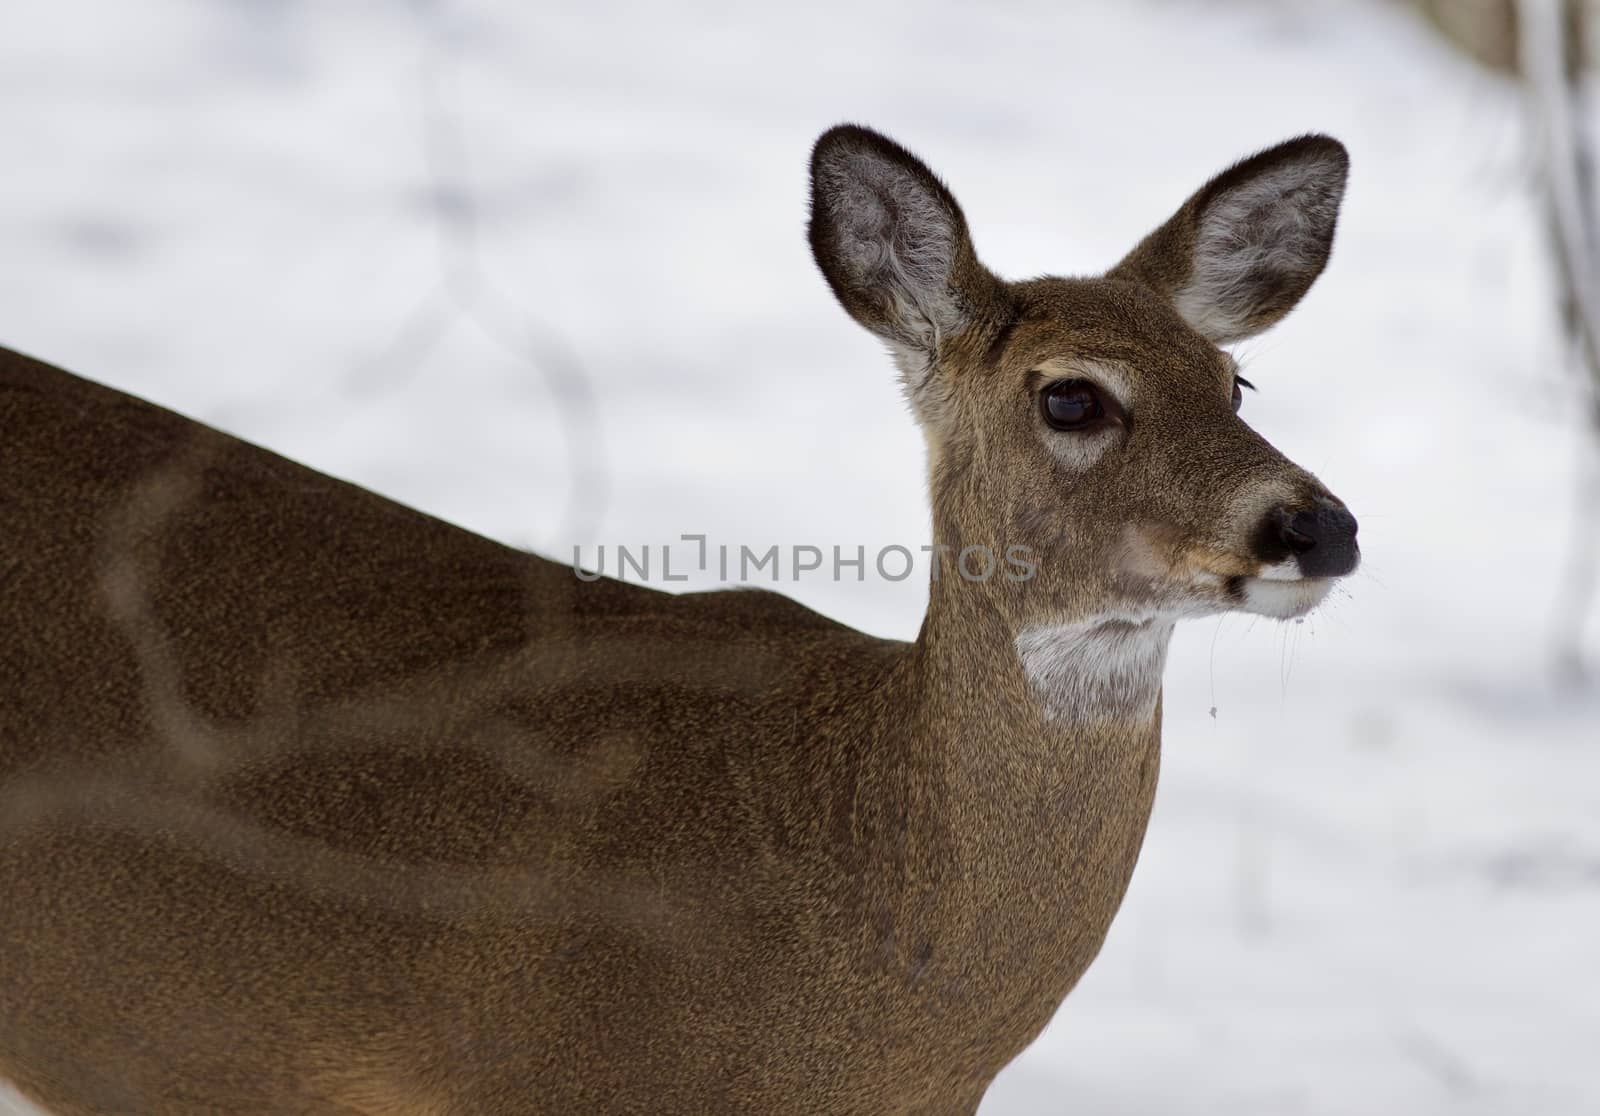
1;1;1597;1113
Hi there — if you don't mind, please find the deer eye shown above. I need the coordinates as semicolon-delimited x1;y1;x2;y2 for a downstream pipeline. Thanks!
1041;379;1105;431
1232;374;1255;413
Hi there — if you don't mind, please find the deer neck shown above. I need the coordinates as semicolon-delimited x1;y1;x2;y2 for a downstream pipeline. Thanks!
908;539;1173;751
900;528;1171;873
845;539;1169;1034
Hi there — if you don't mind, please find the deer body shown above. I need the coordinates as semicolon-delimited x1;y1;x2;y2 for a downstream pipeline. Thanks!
1;128;1356;1114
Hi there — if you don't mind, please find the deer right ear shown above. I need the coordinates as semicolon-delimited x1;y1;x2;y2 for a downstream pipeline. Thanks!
809;125;1001;383
1110;135;1349;345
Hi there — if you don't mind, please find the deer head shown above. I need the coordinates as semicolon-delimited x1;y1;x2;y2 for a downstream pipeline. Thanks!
809;126;1357;714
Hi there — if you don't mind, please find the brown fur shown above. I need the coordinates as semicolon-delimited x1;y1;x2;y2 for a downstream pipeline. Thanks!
0;128;1354;1114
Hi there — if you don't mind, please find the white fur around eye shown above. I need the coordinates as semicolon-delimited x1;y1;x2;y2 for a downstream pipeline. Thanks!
1175;153;1344;344
1043;423;1119;472
1036;361;1131;472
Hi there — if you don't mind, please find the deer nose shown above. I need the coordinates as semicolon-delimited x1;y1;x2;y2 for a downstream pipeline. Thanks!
1277;499;1360;578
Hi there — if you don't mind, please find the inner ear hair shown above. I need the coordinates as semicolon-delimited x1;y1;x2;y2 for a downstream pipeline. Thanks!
1110;135;1349;345
808;125;1003;376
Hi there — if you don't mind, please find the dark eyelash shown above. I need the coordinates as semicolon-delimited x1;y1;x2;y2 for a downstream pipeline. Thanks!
1234;375;1257;392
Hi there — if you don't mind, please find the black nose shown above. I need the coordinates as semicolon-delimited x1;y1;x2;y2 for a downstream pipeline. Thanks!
1277;499;1360;578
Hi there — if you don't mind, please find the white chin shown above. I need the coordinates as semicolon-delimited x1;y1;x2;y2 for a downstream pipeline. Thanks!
1237;576;1336;619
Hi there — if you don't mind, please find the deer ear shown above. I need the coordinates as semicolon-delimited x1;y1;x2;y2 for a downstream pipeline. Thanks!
1110;135;1349;345
809;125;1002;379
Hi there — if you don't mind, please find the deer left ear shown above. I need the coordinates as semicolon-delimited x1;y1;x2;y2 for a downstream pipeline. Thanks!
1110;135;1349;345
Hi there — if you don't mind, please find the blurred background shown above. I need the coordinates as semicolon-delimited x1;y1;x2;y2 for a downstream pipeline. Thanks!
2;0;1597;1113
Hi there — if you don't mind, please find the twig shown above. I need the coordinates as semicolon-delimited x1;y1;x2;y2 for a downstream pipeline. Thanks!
1519;0;1600;677
402;0;610;549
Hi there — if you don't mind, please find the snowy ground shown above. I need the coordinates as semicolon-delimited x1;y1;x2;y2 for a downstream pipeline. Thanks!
2;0;1598;1113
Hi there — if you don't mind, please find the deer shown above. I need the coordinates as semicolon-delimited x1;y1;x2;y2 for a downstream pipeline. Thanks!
0;125;1358;1115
